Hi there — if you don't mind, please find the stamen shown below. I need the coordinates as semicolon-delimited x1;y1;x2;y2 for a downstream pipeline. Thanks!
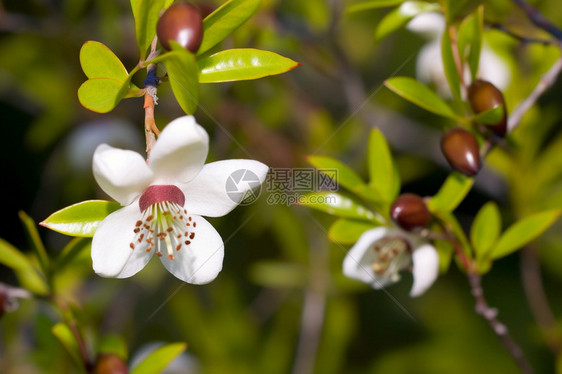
370;236;411;279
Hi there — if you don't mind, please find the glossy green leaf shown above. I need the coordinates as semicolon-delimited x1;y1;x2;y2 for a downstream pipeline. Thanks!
368;128;397;203
55;238;91;271
347;0;406;13
298;192;379;222
152;43;199;114
374;1;440;41
472;105;504;125
79;41;128;80
328;218;378;244
78;78;126;113
428;172;474;213
0;238;48;295
490;210;560;259
471;202;501;258
130;0;165;60
41;200;121;237
131;342;187;374
198;0;262;56
307;155;364;190
52;323;86;372
441;28;461;102
457;5;483;80
385;77;459;120
198;48;299;83
18;211;49;276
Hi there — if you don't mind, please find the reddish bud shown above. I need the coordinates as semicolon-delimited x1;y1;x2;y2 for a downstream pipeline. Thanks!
441;128;481;176
390;193;431;231
157;2;203;53
93;353;129;374
468;79;507;137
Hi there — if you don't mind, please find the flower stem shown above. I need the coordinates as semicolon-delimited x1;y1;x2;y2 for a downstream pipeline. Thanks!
143;36;161;161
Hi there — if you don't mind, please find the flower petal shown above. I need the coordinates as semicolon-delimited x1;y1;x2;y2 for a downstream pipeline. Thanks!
343;227;389;286
410;244;439;297
91;204;153;278
159;215;224;284
93;144;153;205
182;159;269;217
150;116;209;184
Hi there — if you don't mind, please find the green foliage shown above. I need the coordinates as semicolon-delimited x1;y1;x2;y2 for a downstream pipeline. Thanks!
0;238;48;295
374;1;441;41
54;238;92;272
298;192;380;222
457;5;483;81
441;28;461;102
130;0;165;60
368;128;398;205
130;342;187;374
198;0;262;56
384;77;460;120
328;218;378;244
428;172;474;213
198;49;300;83
41;200;121;237
347;0;406;13
51;323;87;373
80;41;129;81
471;202;501;259
472;105;505;125
19;211;50;277
98;335;129;360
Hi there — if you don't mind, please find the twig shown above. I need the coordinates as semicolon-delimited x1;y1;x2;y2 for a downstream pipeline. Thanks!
143;36;161;161
508;56;562;132
468;273;535;374
512;0;562;40
488;23;556;45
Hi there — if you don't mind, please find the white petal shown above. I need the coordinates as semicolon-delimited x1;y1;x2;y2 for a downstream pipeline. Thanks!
91;204;154;278
182;159;269;217
160;215;224;284
93;144;153;206
410;244;440;297
343;227;390;285
149;116;209;184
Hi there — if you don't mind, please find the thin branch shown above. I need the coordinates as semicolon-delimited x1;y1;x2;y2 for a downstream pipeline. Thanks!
468;273;535;374
488;23;556;45
512;0;562;40
508;56;562;132
143;36;161;160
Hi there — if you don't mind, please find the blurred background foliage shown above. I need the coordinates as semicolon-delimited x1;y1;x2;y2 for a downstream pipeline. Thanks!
1;0;562;373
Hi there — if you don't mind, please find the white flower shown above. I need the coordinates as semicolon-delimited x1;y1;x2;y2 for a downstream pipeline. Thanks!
343;227;439;297
91;115;268;284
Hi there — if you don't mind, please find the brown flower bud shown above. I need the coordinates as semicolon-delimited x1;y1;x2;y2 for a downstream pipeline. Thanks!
441;128;481;176
157;2;203;53
93;353;129;374
468;79;507;137
390;193;431;231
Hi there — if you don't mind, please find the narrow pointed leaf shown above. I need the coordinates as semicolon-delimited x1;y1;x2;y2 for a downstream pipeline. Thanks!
18;211;50;276
457;5;483;80
198;49;299;83
385;77;459;120
198;0;262;56
130;0;165;60
428;172;473;213
374;1;441;41
441;28;461;101
78;78;127;113
151;43;199;114
490;210;560;259
79;41;128;80
307;156;364;191
328;218;378;244
52;323;86;372
131;342;187;374
368;128;397;203
0;238;48;295
298;192;380;222
473;105;504;125
471;202;501;258
41;200;121;237
347;0;406;13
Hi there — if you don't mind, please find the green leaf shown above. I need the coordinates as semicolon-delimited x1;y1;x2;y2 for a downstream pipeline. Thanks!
131;342;187;374
55;238;91;271
472;105;504;125
433;238;454;273
130;0;165;60
307;155;364;190
457;5;483;81
18;211;49;276
441;28;461;102
41;200;121;238
385;77;459;120
368;128;397;203
347;0;406;13
198;0;262;56
471;202;501;258
490;210;560;259
0;238;48;295
428;172;474;213
298;192;380;222
52;323;86;372
152;43;199;114
79;41;128;80
198;48;299;83
328;218;378;244
78;78;127;113
374;1;441;41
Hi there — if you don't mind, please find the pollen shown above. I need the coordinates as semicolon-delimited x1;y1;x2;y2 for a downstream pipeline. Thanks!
129;185;196;260
370;236;411;278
